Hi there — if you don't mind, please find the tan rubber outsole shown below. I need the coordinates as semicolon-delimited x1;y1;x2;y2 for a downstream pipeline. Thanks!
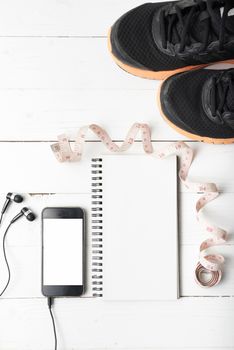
108;28;234;80
157;82;234;144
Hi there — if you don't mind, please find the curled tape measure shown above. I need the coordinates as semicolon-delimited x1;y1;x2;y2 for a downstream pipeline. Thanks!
51;123;227;288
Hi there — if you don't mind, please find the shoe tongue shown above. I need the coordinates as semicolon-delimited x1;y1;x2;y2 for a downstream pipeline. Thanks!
170;8;207;44
209;2;222;28
225;8;234;33
210;2;234;34
170;1;234;46
170;5;215;45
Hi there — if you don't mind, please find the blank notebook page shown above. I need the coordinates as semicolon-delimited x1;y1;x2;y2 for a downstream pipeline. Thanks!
102;154;178;300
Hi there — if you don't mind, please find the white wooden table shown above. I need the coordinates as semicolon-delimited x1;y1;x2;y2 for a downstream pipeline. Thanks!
0;1;233;349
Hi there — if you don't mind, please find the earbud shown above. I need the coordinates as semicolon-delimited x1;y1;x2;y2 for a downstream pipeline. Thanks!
1;192;23;214
11;207;36;224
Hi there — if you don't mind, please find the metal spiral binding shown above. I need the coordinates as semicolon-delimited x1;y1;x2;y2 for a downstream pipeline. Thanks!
91;158;103;297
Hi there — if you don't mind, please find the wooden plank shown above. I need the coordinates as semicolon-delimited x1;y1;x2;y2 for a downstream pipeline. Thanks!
0;298;233;349
0;142;233;192
0;89;184;141
0;0;146;37
0;37;158;90
0;38;232;91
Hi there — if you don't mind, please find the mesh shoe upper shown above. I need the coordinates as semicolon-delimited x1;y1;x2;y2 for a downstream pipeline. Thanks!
113;2;190;71
160;69;234;139
111;0;234;72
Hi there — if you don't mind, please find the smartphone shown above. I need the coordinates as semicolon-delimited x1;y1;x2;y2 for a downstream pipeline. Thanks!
41;207;85;297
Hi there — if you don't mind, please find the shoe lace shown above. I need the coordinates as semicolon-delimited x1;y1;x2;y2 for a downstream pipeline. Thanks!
160;0;233;53
210;69;234;121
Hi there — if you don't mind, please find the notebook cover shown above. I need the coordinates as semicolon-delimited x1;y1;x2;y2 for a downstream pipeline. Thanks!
100;154;178;301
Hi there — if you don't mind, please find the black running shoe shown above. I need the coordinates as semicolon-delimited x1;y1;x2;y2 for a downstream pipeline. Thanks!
109;0;234;80
159;68;234;143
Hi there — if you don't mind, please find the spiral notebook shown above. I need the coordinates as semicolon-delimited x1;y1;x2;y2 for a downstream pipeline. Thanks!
90;154;179;300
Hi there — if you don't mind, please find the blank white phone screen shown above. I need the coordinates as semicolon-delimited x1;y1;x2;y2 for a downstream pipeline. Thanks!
43;218;83;286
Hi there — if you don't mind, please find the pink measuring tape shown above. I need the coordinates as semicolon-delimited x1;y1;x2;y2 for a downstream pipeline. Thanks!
51;123;228;288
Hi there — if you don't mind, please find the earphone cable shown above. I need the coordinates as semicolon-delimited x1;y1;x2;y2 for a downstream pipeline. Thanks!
0;222;12;297
0;209;36;297
0;212;3;227
48;297;57;350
